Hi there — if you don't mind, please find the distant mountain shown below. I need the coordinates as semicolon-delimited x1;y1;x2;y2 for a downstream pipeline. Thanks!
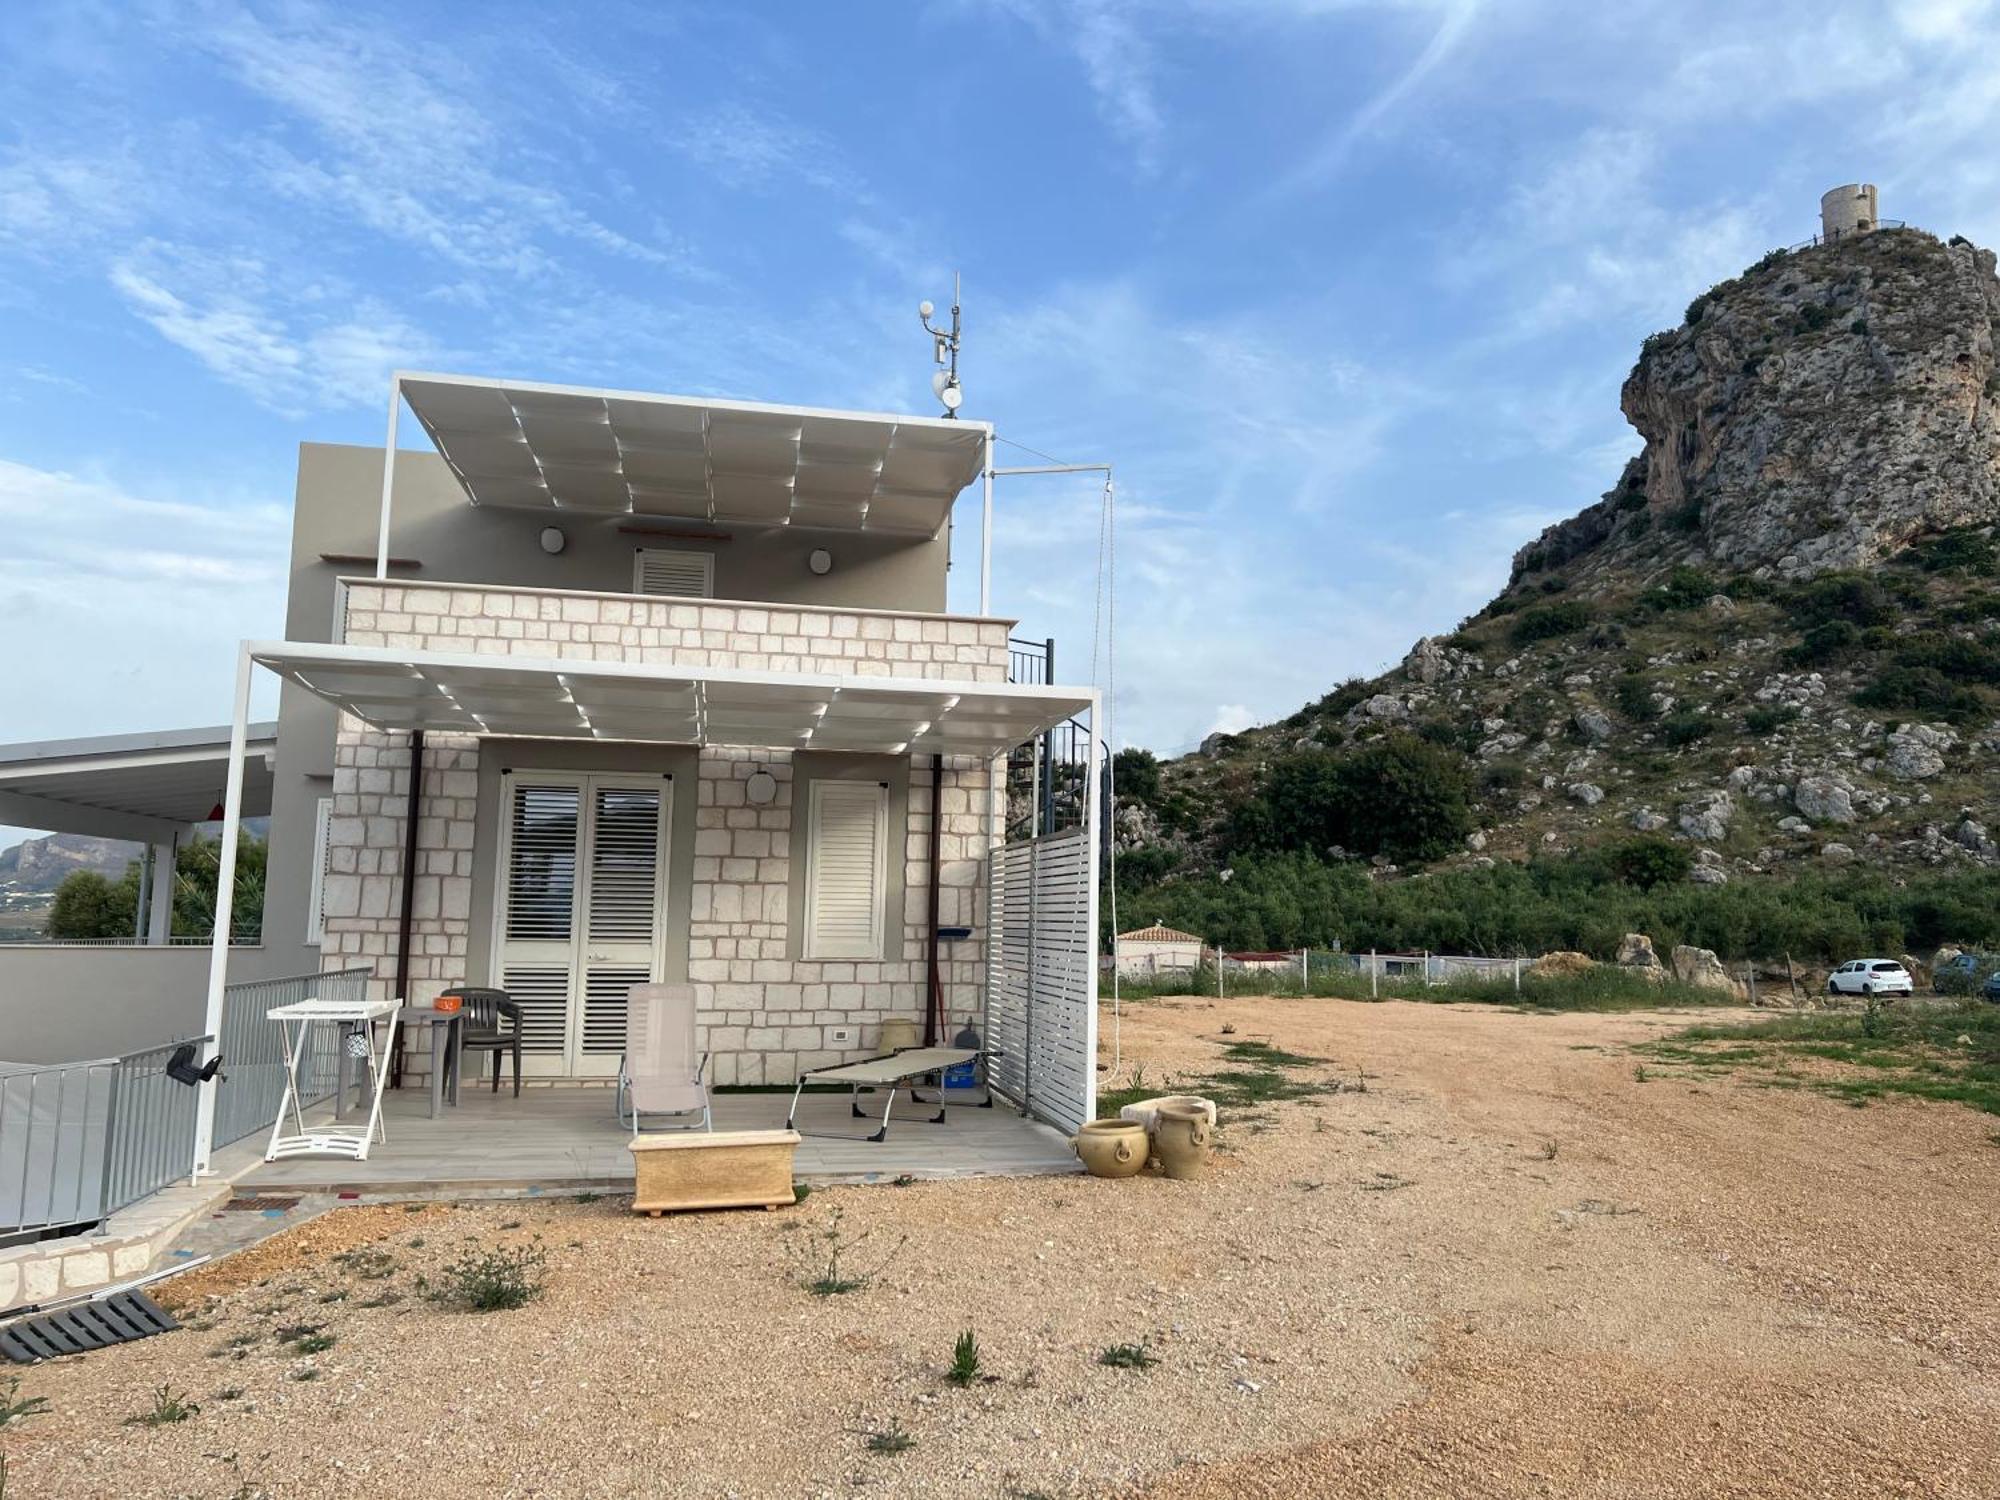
0;833;141;895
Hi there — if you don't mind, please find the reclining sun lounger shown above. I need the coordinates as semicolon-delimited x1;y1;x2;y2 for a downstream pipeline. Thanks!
785;1046;986;1142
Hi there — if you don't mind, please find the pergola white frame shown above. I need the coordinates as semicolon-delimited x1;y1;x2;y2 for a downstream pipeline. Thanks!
373;372;1003;611
192;639;1098;1171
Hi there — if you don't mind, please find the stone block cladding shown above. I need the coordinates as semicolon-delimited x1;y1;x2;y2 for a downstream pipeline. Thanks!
321;581;1013;1084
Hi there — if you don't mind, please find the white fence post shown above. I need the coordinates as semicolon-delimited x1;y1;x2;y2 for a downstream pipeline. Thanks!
1514;956;1522;994
1369;949;1378;999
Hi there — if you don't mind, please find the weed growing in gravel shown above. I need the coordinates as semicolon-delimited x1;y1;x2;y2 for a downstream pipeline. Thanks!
947;1329;982;1387
498;1220;522;1231
129;1384;200;1426
792;1209;905;1297
290;1368;322;1383
1098;1342;1159;1371
1643;1001;2000;1114
1539;1140;1559;1160
214;1388;244;1402
355;1291;403;1309
0;1376;50;1427
863;1419;915;1455
290;1331;337;1355
318;1290;348;1304
1359;1172;1415;1192
332;1247;397;1281
432;1240;548;1312
792;1182;813;1205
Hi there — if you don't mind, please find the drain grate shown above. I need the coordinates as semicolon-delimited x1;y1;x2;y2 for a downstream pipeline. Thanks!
1;1291;180;1363
224;1196;301;1212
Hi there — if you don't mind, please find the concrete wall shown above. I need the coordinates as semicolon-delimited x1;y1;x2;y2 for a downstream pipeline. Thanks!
0;947;259;1064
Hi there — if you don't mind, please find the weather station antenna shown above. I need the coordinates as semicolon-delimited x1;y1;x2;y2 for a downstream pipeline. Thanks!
918;273;964;417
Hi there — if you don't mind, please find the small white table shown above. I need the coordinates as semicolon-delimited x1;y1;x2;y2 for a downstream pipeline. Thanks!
264;997;402;1162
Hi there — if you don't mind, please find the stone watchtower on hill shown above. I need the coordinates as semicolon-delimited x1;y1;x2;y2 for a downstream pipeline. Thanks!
1821;183;1879;242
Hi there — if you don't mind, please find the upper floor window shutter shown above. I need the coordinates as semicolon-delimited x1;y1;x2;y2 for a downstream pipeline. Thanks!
305;796;332;945
633;549;714;598
804;781;887;960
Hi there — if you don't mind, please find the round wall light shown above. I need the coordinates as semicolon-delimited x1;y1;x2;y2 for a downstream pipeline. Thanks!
745;769;778;805
539;526;567;555
808;547;833;576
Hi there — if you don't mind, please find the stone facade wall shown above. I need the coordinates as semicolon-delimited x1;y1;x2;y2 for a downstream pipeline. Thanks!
338;581;1012;680
321;582;1012;1082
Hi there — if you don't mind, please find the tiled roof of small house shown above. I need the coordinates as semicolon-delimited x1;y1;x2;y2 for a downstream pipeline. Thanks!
1117;924;1204;945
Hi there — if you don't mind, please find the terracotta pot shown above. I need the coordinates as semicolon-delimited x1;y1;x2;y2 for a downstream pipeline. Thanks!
1153;1103;1212;1181
1073;1119;1150;1179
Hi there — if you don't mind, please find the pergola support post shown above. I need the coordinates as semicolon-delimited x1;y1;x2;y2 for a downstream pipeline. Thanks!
374;377;401;581
146;835;176;945
193;645;253;1176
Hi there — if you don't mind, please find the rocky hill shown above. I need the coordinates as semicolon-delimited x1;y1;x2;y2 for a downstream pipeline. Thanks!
0;832;140;895
1125;227;2000;901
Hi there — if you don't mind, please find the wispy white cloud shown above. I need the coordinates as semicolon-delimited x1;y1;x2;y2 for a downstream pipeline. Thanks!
0;457;289;742
108;246;437;415
1269;0;1485;192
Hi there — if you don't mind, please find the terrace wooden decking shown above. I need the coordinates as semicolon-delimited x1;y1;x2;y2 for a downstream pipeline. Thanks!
228;1085;1080;1198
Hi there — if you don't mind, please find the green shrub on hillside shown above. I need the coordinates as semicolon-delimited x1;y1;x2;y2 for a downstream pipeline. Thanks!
1853;666;1986;721
1606;836;1692;890
1784;574;1897;630
1785;619;1862;667
1744;704;1800;735
1659;712;1713;747
1612;674;1660;722
1229;734;1474;867
1509;601;1593;646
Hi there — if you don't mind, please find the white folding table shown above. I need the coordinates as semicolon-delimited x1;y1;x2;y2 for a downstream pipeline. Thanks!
264;996;402;1161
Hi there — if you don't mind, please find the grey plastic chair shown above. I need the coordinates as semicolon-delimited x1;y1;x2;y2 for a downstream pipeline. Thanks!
441;987;522;1098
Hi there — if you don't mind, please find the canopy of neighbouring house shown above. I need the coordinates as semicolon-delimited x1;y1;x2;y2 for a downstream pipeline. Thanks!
0;723;277;843
397;372;989;537
246;642;1093;757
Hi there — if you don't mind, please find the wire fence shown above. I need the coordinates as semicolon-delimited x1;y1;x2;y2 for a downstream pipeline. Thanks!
1110;948;1530;999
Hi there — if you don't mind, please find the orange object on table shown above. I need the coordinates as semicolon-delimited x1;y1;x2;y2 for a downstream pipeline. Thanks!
432;993;463;1014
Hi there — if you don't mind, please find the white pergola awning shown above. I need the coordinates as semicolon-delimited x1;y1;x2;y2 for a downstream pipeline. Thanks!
248;643;1091;758
0;723;277;842
397;373;989;536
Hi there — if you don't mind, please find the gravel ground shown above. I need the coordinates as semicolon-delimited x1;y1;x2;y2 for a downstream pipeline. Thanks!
4;996;1997;1498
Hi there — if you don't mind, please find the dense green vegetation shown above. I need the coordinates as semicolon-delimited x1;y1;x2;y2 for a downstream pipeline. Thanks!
1114;849;2000;961
43;833;266;941
1226;734;1473;865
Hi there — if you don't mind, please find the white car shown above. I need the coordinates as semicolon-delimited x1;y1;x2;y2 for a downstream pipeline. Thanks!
1827;959;1915;998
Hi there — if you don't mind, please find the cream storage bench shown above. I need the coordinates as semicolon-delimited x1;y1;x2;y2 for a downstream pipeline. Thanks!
627;1129;802;1215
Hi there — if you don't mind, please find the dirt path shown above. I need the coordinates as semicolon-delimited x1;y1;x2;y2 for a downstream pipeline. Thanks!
4;997;1996;1498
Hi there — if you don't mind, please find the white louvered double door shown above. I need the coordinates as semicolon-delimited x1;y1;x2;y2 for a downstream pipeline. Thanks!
494;773;670;1078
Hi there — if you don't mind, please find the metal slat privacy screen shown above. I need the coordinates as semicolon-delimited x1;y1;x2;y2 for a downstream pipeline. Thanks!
985;828;1095;1135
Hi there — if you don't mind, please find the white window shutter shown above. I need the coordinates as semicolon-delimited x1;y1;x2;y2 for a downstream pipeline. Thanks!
805;781;887;960
633;549;714;598
305;796;332;945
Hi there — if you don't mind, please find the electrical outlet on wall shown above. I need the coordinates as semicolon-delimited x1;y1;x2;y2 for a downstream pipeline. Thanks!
829;1027;856;1046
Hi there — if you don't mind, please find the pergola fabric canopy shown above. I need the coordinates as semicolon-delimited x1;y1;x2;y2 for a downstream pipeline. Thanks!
398;373;988;536
0;724;277;841
250;644;1090;758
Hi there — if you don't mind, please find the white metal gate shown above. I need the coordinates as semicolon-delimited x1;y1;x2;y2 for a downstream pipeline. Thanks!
985;827;1096;1134
493;773;670;1077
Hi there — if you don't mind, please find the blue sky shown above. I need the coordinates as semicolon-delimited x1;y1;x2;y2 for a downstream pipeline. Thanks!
4;0;2000;821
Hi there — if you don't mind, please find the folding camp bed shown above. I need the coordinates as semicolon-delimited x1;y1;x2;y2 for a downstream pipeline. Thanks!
785;1046;986;1142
